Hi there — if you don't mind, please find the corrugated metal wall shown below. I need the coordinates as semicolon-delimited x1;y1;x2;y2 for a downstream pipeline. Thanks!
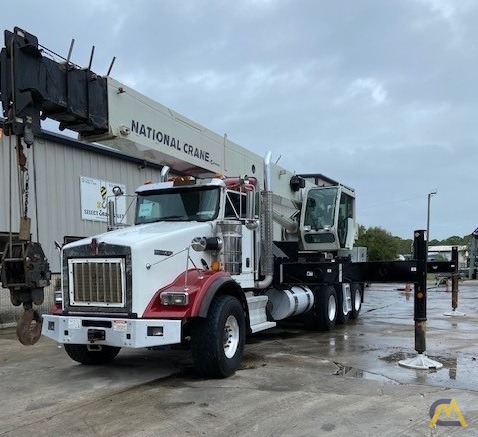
0;128;164;325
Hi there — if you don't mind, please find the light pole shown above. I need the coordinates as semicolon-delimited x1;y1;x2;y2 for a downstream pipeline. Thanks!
426;189;437;252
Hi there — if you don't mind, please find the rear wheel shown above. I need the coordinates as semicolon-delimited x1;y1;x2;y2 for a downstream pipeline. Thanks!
64;344;121;365
303;285;337;331
350;283;363;319
335;284;350;325
191;295;245;378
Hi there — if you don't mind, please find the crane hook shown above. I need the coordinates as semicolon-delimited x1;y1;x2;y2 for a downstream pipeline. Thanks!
16;308;43;345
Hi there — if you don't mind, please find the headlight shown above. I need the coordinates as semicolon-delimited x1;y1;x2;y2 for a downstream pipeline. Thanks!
160;291;189;306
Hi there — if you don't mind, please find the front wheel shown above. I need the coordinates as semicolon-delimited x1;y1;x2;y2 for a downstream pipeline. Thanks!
191;295;245;378
64;344;121;365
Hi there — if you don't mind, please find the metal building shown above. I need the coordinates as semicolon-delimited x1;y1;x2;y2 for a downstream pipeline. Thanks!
0;125;164;325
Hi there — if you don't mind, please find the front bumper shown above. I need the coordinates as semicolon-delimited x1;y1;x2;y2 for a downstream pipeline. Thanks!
42;315;182;348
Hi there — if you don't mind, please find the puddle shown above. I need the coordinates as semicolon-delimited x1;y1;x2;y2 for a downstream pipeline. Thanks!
380;351;409;363
379;351;478;389
333;362;398;384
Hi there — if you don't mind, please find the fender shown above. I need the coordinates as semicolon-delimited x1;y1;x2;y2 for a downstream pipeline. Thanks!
193;275;243;318
142;269;245;319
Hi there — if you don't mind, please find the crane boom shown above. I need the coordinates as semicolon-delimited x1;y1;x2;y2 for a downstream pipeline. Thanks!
97;77;262;180
0;27;303;205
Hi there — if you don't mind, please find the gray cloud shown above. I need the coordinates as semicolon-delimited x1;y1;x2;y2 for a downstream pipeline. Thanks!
2;0;476;239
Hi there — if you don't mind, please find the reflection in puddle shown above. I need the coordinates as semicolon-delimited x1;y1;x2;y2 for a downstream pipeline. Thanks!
333;362;399;384
380;352;477;386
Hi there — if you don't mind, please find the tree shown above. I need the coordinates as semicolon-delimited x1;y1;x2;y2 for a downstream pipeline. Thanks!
394;236;413;255
442;235;467;246
355;226;399;261
355;225;474;260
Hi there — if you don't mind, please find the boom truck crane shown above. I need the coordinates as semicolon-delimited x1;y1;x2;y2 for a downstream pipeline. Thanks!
0;27;456;377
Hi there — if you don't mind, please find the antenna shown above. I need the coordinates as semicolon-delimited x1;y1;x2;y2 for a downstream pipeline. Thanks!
88;45;95;71
107;56;116;76
66;38;75;66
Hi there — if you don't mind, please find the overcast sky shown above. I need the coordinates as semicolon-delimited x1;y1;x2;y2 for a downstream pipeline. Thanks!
3;0;477;240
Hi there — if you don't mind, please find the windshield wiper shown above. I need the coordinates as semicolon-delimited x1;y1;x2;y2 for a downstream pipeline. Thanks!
160;215;186;221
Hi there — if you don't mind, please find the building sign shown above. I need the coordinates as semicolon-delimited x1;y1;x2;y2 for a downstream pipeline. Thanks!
80;176;127;223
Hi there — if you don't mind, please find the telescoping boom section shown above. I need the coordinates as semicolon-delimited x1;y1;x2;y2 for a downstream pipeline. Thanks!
0;27;457;378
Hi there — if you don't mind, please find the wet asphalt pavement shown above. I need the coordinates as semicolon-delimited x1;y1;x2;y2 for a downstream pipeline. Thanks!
0;281;477;436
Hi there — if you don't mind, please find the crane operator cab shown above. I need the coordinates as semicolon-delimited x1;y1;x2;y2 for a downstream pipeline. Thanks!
299;184;356;255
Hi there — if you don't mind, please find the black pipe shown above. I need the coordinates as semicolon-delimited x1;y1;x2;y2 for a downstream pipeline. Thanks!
413;230;427;354
451;246;458;310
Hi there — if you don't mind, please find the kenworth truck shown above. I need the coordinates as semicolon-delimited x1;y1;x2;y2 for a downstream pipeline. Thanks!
0;28;455;378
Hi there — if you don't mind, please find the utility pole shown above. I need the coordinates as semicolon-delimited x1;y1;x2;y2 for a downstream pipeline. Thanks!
426;190;437;252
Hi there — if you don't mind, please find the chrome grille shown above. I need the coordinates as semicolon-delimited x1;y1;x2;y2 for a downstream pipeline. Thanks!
69;258;125;307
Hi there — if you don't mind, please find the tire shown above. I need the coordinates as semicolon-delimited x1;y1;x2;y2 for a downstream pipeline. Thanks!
350;283;363;320
64;344;121;365
335;284;350;325
191;295;245;378
303;285;337;331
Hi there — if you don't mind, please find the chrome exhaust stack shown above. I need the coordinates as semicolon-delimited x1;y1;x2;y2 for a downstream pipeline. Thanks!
255;151;274;289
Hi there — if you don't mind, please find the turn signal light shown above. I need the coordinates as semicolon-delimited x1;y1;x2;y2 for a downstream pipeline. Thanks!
211;261;221;271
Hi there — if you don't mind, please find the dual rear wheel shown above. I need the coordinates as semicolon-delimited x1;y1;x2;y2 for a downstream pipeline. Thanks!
304;283;362;331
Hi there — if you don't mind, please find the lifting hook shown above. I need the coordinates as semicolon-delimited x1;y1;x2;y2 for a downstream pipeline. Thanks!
16;307;43;346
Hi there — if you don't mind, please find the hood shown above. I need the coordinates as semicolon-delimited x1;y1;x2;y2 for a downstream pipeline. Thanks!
65;221;214;250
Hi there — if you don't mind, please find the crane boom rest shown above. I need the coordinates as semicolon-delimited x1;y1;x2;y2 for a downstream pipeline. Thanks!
0;27;456;377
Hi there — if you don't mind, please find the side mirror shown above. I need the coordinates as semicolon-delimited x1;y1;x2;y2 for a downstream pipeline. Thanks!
54;241;62;252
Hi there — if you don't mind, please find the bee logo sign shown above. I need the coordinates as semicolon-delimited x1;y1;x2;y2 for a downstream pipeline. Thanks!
429;399;467;428
80;176;127;223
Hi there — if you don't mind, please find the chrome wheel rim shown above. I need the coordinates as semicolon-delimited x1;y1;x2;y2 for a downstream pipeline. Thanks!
328;295;337;321
354;288;362;311
223;315;240;358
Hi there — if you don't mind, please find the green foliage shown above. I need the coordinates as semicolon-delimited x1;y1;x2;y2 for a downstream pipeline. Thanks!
429;235;471;247
355;226;399;261
356;225;474;260
432;253;448;262
394;236;413;255
441;235;470;246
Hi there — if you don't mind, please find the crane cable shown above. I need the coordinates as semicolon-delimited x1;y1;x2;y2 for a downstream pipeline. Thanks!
5;36;43;345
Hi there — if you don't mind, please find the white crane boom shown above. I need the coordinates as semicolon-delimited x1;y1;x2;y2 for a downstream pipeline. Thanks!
84;78;305;206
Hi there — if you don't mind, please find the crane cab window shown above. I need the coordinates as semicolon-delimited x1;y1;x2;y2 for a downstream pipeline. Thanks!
304;187;337;229
337;192;354;247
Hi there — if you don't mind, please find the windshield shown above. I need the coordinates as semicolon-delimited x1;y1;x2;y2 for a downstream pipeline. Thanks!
135;186;220;224
304;187;338;229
